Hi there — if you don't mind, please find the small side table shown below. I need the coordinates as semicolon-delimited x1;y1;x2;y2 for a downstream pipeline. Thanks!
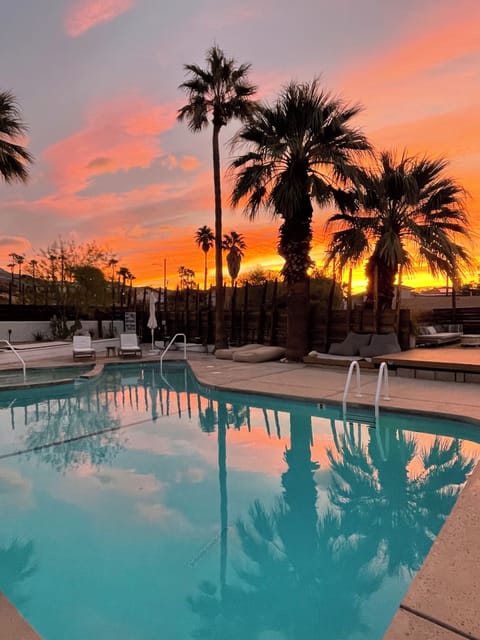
106;346;117;358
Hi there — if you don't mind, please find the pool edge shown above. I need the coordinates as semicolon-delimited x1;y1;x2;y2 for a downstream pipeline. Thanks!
0;592;42;639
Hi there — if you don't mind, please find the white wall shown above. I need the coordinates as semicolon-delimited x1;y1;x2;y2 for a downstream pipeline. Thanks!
0;320;124;343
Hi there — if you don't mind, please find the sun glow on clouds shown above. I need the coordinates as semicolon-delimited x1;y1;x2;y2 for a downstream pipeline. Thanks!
65;0;135;37
43;95;177;195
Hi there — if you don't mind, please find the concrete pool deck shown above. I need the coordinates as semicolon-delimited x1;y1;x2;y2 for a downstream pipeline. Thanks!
1;348;480;639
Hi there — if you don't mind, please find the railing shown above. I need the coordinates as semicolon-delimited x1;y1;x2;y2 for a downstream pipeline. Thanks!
342;361;391;462
0;340;26;382
374;362;390;420
160;333;187;374
342;360;390;421
342;360;363;415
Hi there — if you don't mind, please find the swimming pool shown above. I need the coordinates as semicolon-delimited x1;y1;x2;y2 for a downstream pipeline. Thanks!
0;361;478;639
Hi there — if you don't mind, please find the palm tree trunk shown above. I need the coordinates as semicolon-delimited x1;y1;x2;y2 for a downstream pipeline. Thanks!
281;412;318;582
395;265;403;331
204;251;208;291
286;278;310;360
212;124;226;349
280;215;312;360
326;259;336;347
217;401;228;598
347;266;353;330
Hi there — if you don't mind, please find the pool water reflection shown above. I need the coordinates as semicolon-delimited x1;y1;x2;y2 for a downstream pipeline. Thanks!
0;362;478;640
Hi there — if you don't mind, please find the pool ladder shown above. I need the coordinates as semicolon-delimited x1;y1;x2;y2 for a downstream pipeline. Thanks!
160;333;187;374
342;360;390;422
0;340;26;382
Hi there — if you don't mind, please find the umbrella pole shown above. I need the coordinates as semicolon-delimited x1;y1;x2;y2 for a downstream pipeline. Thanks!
148;328;158;354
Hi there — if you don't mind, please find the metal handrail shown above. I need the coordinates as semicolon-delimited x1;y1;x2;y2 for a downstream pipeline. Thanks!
160;333;187;374
0;340;26;382
342;360;362;415
374;362;390;420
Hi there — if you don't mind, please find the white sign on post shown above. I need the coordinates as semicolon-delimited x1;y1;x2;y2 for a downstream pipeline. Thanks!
124;312;137;334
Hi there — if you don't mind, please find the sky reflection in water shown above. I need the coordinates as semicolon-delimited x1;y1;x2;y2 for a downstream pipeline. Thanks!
0;362;478;640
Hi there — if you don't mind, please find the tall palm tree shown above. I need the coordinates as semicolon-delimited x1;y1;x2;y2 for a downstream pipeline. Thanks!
326;151;470;312
17;254;25;303
222;231;246;286
195;225;215;290
29;258;38;304
8;252;22;286
0;90;32;184
7;261;14;304
178;45;257;349
117;266;129;309
231;79;371;360
107;257;118;304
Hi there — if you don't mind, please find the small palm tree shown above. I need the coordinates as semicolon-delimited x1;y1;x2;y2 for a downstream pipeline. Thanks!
0;90;32;184
326;151;470;311
231;79;371;360
178;45;257;349
195;225;215;290
222;231;247;286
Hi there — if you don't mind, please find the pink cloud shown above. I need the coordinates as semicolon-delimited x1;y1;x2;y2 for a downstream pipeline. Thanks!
193;2;263;29
43;95;177;194
65;0;135;37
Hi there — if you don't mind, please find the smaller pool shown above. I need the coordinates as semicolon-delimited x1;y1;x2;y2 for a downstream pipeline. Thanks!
0;365;93;387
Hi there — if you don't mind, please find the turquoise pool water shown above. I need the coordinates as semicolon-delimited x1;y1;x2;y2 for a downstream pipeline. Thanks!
0;362;478;639
0;364;91;387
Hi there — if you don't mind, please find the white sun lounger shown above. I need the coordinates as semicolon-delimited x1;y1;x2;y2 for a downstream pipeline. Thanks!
72;335;95;360
118;333;142;357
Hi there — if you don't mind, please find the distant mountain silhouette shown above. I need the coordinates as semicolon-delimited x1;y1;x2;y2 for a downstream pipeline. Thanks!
0;267;12;285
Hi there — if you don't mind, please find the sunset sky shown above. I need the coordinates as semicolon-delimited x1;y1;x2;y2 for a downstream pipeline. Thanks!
1;0;479;290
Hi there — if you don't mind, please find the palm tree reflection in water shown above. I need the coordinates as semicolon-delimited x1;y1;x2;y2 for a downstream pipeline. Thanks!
328;428;474;578
189;408;475;639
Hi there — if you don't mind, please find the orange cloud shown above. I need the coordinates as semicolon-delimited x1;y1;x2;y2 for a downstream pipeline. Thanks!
163;155;201;171
359;14;480;86
65;0;135;37
336;2;480;133
43;95;177;195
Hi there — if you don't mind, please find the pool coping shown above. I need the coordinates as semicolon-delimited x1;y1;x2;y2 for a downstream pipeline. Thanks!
1;353;479;639
0;593;41;639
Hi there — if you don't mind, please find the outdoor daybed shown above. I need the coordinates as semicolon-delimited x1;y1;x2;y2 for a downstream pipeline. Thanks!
215;343;286;363
304;331;401;367
215;344;263;360
416;325;463;347
233;345;286;363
